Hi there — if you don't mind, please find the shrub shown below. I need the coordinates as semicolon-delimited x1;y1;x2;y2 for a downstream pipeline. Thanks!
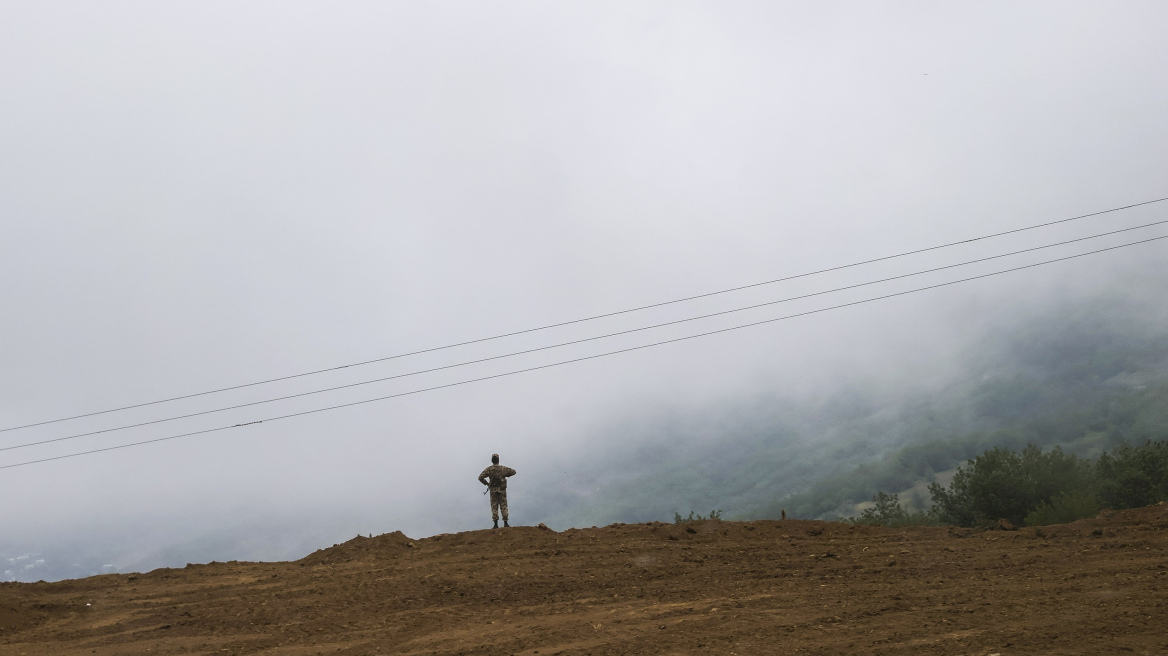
1024;491;1101;526
673;510;723;524
844;492;938;527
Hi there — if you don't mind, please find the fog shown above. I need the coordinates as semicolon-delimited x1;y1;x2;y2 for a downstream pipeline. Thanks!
2;2;1167;580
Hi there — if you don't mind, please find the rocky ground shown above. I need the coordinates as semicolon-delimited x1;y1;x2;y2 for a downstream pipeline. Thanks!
2;504;1167;655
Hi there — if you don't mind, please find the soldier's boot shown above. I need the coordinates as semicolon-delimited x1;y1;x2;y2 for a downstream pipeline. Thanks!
503;520;510;527
493;520;499;529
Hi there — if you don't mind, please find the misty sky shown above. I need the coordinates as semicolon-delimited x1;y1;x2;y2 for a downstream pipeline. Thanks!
2;2;1167;578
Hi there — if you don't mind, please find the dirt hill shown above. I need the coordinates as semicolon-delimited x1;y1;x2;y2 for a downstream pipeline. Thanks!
2;505;1167;655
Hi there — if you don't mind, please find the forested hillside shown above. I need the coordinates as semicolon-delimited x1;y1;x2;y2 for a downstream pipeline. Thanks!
534;288;1168;526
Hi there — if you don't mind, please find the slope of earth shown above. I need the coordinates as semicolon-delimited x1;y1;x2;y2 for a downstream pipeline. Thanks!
2;506;1167;656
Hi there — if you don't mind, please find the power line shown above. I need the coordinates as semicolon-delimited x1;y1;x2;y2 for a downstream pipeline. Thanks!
4;219;1165;455
2;196;1164;435
3;233;1164;471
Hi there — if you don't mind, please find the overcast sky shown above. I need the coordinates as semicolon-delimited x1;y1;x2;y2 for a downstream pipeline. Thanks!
2;2;1167;576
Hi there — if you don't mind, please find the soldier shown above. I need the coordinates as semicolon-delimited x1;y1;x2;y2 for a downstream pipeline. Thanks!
478;453;516;528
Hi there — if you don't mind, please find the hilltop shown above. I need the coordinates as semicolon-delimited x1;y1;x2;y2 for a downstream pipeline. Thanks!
3;504;1167;655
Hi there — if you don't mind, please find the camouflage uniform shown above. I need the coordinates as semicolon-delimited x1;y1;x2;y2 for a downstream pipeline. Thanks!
478;463;516;522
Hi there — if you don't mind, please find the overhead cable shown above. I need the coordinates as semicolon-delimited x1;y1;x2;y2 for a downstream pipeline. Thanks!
2;196;1164;434
3;219;1165;454
2;233;1164;471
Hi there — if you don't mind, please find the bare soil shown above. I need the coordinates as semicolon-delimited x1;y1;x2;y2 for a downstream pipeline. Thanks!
2;504;1167;655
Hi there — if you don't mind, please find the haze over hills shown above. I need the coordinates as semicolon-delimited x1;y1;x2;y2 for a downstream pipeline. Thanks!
528;270;1168;527
4;265;1167;584
5;266;1167;583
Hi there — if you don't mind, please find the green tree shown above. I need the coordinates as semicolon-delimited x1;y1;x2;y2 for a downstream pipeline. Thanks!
928;445;1094;527
855;491;909;526
1096;440;1168;509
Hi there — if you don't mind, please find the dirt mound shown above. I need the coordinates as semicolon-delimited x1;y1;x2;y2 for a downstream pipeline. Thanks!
297;530;415;566
4;506;1168;655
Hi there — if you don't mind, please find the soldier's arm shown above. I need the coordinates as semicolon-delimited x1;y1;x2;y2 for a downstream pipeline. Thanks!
478;469;490;485
503;466;516;477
